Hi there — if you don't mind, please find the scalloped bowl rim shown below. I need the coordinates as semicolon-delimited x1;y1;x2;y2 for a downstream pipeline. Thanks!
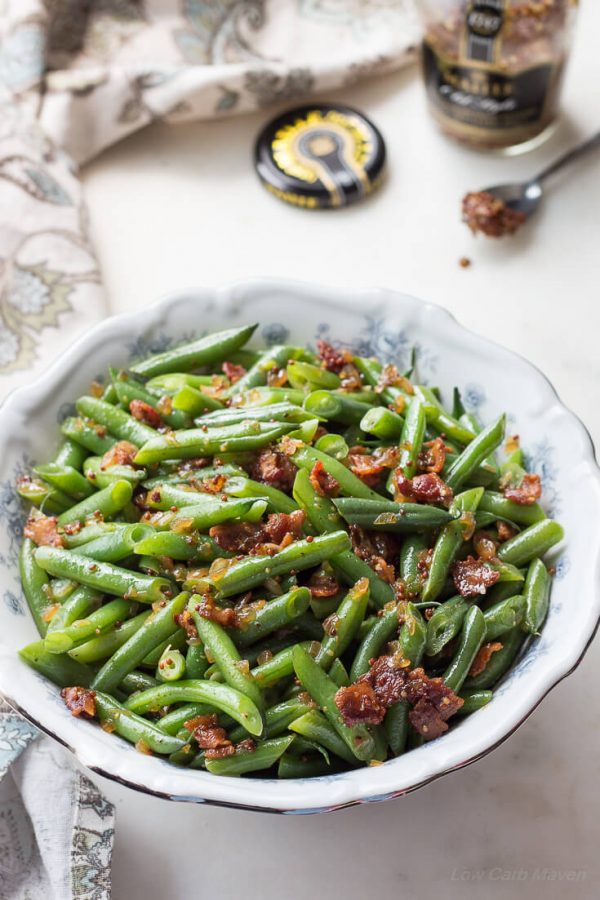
0;277;598;814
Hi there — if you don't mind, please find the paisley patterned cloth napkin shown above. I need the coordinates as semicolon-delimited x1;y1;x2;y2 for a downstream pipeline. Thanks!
0;2;419;897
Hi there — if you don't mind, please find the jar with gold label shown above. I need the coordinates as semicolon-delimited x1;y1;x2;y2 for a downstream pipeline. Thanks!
419;1;579;153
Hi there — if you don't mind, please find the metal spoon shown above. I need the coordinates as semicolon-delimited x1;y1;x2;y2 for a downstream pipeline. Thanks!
480;130;600;218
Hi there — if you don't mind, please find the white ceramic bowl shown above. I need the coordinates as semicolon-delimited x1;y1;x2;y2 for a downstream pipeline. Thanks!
0;279;598;814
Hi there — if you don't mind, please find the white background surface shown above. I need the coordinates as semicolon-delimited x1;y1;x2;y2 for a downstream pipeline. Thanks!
83;4;599;898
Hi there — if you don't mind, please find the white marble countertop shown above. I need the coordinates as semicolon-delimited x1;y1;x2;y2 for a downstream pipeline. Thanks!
83;5;600;898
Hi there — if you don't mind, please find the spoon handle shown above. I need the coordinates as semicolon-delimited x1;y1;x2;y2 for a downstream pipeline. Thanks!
534;131;600;185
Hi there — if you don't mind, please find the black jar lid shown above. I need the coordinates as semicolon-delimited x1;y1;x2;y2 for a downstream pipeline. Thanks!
254;104;386;210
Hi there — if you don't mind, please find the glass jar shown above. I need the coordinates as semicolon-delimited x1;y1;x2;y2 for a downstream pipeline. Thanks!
419;1;579;153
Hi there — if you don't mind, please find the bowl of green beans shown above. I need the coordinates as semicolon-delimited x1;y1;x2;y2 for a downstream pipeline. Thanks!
0;279;598;813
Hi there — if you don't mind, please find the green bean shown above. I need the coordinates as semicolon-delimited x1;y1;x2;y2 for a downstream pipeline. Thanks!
73;523;153;563
251;643;310;688
134;531;228;563
90;592;188;692
292;645;375;762
303;390;372;427
289;710;357;765
56;479;133;527
46;585;101;634
148;498;267;532
413;386;476;445
233;386;306;407
360;406;404;441
421;487;484;604
157;703;213;735
94;692;185;755
477;491;546;526
464;627;526;690
68;611;149;663
352;356;411;409
16;476;72;514
156;646;186;681
84;456;146;489
229;697;312;743
444;606;486;692
456;688;493;714
34;463;95;501
44;598;136;654
425;595;469;656
523;558;551;634
314;433;350;460
61;416;115;455
76;396;156;446
223;475;297;514
54;439;89;470
186;643;209;679
124;680;264;736
483;594;526;640
119;670;158;695
460;410;500;479
172;384;224;416
34;547;172;604
309;581;366;670
398;602;427;666
228;587;311;647
19;640;94;688
277;754;333;778
399;534;429;595
334;497;453;532
498;519;564;568
385;702;410;757
292;468;394;609
62;522;130;548
397;397;427;479
201;402;309;427
20;539;52;637
146;373;213;392
287;359;340;390
130;324;257;377
287;443;381;501
191;613;264;720
350;605;398;680
134;420;294;465
444;415;505;492
205;736;294;776
142;463;243;489
329;658;350;687
141;629;187;668
203;531;351;599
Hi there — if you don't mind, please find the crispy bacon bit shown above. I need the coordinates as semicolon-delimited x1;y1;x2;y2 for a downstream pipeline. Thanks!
376;364;414;395
129;400;162;428
186;714;233;756
24;514;65;548
350;526;399;567
101;440;138;469
497;520;517;543
308;569;340;598
502;473;542;505
195;594;238;628
267;367;288;388
339;363;363;392
452;556;500;598
249;447;297;493
334;682;385;726
200;473;228;494
236;738;256;754
174;608;198;639
473;530;499;561
417;438;447;474
209;521;264;554
309;461;340;497
393;471;453;507
222;361;247;384
348;446;400;487
61;686;96;718
462;191;527;238
359;654;411;708
316;340;352;374
469;641;503;677
263;510;305;544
